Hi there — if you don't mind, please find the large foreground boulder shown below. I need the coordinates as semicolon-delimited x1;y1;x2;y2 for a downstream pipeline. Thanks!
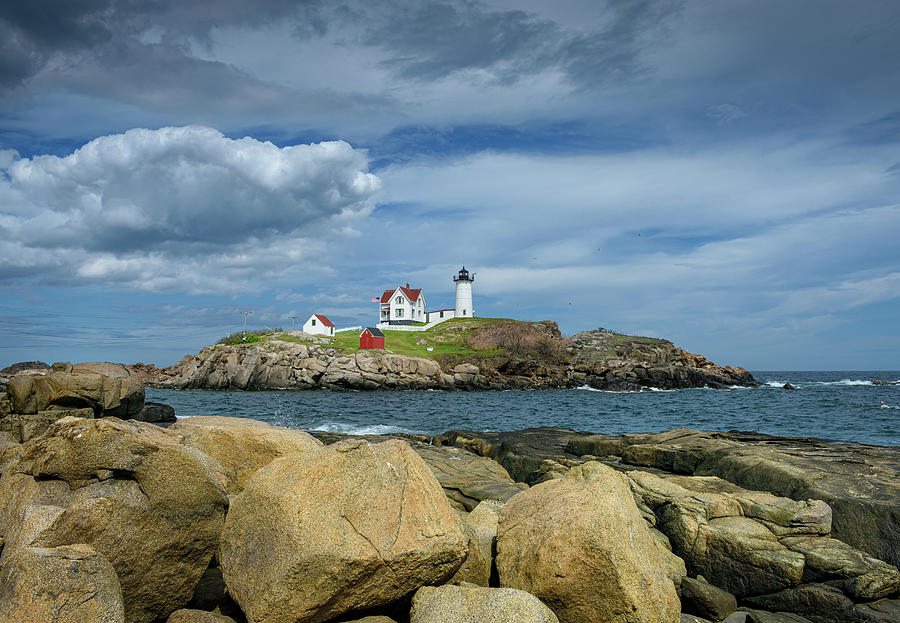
2;362;145;442
0;543;125;623
0;417;228;623
625;469;900;603
565;428;900;569
220;439;468;623
496;461;680;623
6;362;143;417
171;416;323;495
410;584;559;622
695;438;900;570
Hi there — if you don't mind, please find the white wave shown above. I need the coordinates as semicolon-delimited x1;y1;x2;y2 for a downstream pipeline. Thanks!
574;384;673;393
880;403;900;410
309;421;406;435
574;384;640;393
764;378;890;388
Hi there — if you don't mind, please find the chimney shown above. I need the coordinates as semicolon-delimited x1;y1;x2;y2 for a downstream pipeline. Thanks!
406;282;410;288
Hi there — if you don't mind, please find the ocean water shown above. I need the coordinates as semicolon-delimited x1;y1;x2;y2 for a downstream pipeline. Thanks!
146;371;900;447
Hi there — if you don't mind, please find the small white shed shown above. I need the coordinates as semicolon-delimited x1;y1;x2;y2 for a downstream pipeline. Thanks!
302;314;334;336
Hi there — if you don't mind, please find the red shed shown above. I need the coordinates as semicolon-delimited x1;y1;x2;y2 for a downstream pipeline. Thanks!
360;327;385;350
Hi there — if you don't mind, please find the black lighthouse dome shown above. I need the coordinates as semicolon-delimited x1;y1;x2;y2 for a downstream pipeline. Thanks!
453;266;474;282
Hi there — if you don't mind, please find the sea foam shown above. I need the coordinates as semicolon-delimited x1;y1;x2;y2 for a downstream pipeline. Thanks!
307;421;407;436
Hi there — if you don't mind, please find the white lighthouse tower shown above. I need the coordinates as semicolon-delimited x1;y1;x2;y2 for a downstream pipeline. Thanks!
453;266;474;318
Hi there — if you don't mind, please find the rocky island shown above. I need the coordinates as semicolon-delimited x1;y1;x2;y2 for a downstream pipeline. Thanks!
133;319;758;392
0;361;898;622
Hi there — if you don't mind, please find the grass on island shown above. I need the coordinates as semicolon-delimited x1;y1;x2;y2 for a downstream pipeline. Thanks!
215;319;666;367
327;317;509;362
223;317;524;364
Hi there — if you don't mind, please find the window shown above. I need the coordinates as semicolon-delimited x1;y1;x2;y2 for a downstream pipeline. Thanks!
397;309;403;317
439;311;444;318
311;319;316;326
396;296;404;304
462;309;467;315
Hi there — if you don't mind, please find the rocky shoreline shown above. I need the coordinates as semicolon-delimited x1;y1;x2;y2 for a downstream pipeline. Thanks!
0;363;899;622
128;327;759;392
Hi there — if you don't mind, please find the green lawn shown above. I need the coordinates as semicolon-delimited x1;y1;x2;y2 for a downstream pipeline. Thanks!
326;317;509;360
220;319;669;368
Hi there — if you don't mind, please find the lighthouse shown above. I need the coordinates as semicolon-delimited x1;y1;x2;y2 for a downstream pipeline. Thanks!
453;266;474;318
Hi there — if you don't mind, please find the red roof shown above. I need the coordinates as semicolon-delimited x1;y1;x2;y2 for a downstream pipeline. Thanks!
313;314;334;327
380;286;422;303
400;286;422;302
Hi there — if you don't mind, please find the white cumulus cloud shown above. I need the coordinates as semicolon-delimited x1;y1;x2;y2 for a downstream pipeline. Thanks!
0;126;380;292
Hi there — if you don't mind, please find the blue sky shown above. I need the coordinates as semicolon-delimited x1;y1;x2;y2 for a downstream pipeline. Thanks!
1;0;899;370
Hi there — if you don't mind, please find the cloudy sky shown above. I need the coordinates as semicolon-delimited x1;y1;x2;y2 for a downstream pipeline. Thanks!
2;0;899;370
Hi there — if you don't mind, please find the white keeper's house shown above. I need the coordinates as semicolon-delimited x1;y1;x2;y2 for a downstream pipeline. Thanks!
302;313;335;336
379;284;426;325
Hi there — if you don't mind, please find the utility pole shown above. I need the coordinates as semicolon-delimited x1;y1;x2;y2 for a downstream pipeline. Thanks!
241;311;252;335
288;315;297;331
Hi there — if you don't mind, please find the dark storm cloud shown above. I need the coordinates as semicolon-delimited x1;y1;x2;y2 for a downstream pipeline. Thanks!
54;38;290;113
1;0;682;97
362;0;682;86
0;0;123;87
559;0;681;87
365;2;559;82
0;19;50;87
0;0;400;140
58;37;396;120
0;0;327;88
